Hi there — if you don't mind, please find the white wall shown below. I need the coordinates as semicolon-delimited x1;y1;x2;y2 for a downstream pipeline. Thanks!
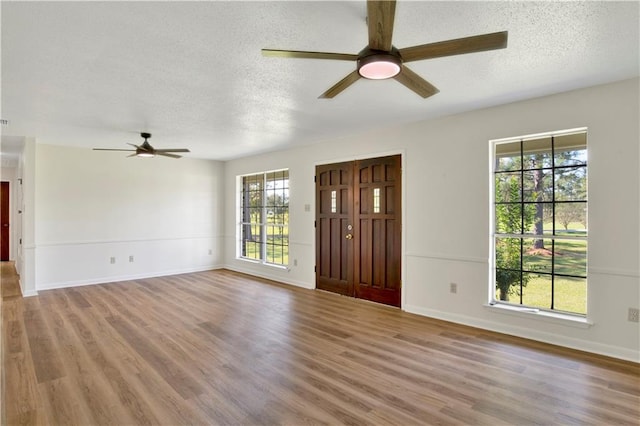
223;78;640;362
33;144;224;289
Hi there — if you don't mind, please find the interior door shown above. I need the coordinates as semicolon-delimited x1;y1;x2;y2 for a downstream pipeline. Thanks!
315;155;402;307
1;181;10;261
316;162;354;296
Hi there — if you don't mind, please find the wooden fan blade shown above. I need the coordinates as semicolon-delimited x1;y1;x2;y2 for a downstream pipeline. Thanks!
319;70;361;99
93;148;135;152
154;148;190;153
262;49;358;61
156;152;182;159
367;0;396;51
399;31;508;63
394;66;439;98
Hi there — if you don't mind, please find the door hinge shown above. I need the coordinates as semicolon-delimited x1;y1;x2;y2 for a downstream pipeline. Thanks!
314;265;317;272
314;175;316;183
314;220;316;228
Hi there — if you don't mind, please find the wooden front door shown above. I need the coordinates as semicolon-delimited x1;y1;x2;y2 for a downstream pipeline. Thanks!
316;155;402;307
354;156;402;307
1;181;9;261
316;161;354;296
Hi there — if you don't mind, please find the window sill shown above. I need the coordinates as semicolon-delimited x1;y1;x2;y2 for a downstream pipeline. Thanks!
237;257;289;270
484;303;593;329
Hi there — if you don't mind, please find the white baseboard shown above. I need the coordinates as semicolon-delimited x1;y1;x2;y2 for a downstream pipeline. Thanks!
404;304;640;363
222;264;315;290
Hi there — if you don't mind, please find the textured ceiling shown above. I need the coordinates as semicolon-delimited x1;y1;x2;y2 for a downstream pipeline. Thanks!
1;1;638;161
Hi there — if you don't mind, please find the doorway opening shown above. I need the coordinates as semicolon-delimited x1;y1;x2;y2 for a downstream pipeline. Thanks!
1;181;10;261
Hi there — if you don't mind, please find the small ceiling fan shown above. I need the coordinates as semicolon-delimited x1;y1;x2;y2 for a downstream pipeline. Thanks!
93;133;190;158
262;0;508;99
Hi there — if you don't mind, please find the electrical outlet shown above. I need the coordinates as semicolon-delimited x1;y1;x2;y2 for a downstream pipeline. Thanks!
208;249;212;255
110;257;116;264
628;308;639;323
293;259;298;266
129;255;134;263
450;282;457;294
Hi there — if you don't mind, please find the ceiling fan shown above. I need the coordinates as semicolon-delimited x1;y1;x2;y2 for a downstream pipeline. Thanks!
93;133;190;158
262;0;508;99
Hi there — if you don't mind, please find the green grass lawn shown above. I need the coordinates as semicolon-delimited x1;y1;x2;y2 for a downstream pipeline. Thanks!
242;220;289;265
522;239;587;277
520;275;587;314
501;221;587;314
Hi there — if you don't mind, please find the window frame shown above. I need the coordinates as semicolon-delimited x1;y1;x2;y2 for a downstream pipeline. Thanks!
490;128;588;317
237;169;289;267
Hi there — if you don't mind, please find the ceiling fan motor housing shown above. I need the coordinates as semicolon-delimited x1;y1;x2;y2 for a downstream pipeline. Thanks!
138;140;155;153
357;46;402;79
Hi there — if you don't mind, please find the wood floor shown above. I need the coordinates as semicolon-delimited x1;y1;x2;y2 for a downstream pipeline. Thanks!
0;262;21;299
1;266;639;425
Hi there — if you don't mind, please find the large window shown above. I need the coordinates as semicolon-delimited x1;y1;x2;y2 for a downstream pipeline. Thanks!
239;170;289;266
492;130;587;315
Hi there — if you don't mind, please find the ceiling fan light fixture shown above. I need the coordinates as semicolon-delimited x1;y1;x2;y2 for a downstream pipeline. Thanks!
136;152;155;158
358;53;402;80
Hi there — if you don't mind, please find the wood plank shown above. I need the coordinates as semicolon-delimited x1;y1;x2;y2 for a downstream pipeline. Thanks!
105;315;205;400
42;307;133;425
3;352;45;426
65;289;92;309
37;377;95;426
6;320;23;354
65;309;163;425
22;307;66;383
1;261;22;299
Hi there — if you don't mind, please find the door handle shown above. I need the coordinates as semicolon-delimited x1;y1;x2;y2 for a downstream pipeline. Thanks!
345;233;353;240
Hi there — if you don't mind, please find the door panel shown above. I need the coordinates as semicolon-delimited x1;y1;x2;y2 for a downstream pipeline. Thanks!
354;156;402;307
316;155;402;307
316;162;353;296
1;181;9;261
